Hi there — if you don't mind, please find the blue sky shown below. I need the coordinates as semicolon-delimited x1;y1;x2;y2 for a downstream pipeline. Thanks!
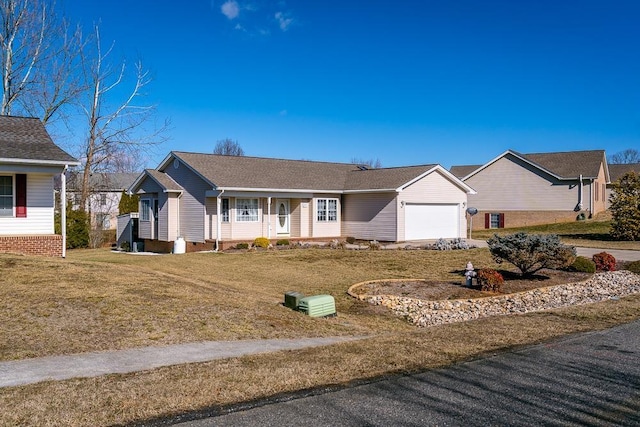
62;0;640;169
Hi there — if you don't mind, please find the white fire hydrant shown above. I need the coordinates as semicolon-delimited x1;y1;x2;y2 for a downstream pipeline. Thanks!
464;261;477;287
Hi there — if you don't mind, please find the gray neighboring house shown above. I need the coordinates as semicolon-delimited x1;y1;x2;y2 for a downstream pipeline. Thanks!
0;116;79;257
606;163;640;208
66;172;140;230
451;149;610;230
129;152;476;252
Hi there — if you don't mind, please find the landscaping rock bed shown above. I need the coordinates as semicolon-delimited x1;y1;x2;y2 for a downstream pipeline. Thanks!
352;271;640;327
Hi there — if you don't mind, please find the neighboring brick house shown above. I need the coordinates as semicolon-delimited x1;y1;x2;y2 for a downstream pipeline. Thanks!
66;172;139;230
0;116;79;257
451;149;610;230
606;163;640;208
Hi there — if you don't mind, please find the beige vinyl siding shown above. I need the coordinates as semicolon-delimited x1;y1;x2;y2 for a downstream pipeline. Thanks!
465;154;580;212
299;199;310;237
398;170;468;241
591;163;607;214
166;194;180;241
204;197;217;240
342;193;397;241
164;163;210;243
0;173;56;235
289;199;301;237
311;195;341;237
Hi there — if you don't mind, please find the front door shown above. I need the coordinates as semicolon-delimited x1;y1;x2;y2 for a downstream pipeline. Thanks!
276;199;290;234
153;199;159;239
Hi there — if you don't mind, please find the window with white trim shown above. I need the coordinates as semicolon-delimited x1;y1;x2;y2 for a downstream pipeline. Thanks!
236;198;258;222
0;176;12;216
490;213;501;229
100;193;107;206
140;199;150;221
317;198;338;222
221;198;229;222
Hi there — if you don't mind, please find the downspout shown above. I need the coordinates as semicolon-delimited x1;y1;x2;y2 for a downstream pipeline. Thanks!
577;174;583;211
176;191;182;239
267;197;272;239
590;178;595;216
61;166;68;258
216;189;224;252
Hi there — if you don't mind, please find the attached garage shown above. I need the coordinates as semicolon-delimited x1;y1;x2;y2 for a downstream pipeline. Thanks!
405;203;460;240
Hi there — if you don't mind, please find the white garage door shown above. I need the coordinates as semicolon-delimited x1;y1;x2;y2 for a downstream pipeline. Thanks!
405;204;459;240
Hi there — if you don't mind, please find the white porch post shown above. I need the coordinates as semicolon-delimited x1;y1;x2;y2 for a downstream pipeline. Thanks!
267;197;272;239
216;190;224;251
61;166;68;258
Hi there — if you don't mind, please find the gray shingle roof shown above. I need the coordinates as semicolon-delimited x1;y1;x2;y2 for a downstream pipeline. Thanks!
67;172;140;191
609;163;640;182
145;169;184;192
449;165;481;179
519;150;606;179
0;116;78;164
452;149;607;180
162;152;446;192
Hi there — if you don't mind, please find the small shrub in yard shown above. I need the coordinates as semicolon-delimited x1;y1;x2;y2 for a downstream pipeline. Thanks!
368;240;381;250
593;252;616;272
487;232;576;277
568;256;596;273
235;242;249;250
625;260;640;274
276;239;290;246
253;237;270;248
477;268;504;292
345;236;356;244
434;238;469;250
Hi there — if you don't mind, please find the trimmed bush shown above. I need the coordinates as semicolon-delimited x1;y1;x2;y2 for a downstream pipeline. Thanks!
477;268;504;292
235;242;249;250
568;256;596;273
625;260;640;274
345;236;356;244
253;237;270;248
276;239;290;246
593;252;616;272
487;232;576;277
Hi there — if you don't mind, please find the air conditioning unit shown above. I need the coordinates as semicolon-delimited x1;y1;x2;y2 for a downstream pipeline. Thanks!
298;295;336;318
284;291;304;310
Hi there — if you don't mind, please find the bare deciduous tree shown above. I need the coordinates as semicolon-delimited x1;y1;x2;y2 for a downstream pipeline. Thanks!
214;138;244;156
77;25;168;210
0;0;83;124
350;157;382;169
608;149;640;165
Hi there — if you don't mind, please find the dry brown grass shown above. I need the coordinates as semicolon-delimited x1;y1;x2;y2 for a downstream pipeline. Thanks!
1;248;639;426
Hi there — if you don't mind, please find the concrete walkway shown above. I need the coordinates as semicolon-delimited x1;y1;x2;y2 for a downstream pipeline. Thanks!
0;336;364;388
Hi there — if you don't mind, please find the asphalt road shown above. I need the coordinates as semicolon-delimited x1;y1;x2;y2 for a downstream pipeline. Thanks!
172;320;640;427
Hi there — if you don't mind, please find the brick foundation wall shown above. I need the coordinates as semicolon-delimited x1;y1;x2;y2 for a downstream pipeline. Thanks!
472;210;588;230
0;235;63;257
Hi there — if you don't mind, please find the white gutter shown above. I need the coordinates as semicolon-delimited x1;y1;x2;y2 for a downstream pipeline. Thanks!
61;166;68;258
0;158;80;166
267;197;272;239
215;189;224;251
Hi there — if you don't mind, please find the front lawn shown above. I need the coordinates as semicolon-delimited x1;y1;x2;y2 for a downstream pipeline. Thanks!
1;248;639;426
472;218;640;250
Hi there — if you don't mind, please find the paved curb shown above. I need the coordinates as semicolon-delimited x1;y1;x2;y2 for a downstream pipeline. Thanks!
0;336;365;388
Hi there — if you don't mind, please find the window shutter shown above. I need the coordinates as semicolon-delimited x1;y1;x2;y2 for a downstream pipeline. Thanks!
499;213;505;228
484;213;490;229
15;174;26;218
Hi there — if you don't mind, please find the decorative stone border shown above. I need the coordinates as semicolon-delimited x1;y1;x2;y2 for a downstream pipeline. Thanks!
348;271;640;327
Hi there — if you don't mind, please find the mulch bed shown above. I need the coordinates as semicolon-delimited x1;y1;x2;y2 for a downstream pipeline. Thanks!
357;269;592;301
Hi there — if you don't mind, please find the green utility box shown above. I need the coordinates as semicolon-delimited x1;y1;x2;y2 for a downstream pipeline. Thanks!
284;291;304;310
298;294;336;318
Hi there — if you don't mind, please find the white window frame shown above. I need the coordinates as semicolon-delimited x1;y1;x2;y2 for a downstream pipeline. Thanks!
0;175;12;217
489;213;501;229
221;198;230;222
317;198;338;222
141;199;151;221
236;198;259;222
